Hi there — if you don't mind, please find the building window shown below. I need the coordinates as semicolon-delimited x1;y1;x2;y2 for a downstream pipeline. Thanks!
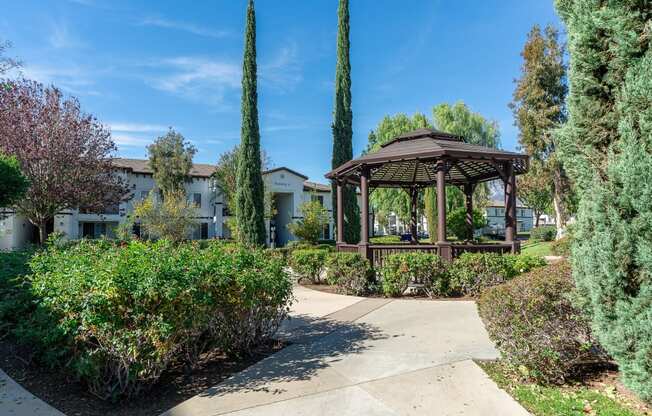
201;223;209;239
322;223;330;240
311;195;324;205
140;190;149;200
193;193;202;208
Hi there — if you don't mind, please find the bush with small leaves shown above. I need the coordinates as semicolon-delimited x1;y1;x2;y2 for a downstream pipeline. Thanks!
380;252;449;297
448;252;516;296
289;249;329;283
478;261;608;384
325;252;373;295
20;240;292;401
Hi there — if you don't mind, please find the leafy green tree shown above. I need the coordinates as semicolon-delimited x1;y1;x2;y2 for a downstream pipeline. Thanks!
367;104;499;238
331;0;360;244
510;24;570;237
518;161;553;227
0;153;29;207
555;0;652;401
147;129;196;195
288;199;330;244
446;207;487;241
236;0;267;247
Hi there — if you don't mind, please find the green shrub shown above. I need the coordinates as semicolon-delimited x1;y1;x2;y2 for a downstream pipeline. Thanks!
448;253;544;296
505;254;547;275
379;252;449;297
289;249;329;283
478;261;607;384
19;240;292;401
550;236;571;256
0;249;35;335
530;225;556;242
325;252;373;295
369;235;401;245
449;253;516;296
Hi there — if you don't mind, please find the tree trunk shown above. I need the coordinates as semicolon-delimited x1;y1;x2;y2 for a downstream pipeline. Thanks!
38;220;48;245
551;164;568;239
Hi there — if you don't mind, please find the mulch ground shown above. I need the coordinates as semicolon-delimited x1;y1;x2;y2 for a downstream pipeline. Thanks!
0;337;285;416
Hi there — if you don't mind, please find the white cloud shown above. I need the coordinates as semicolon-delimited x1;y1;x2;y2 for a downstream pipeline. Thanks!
112;134;152;147
260;42;303;92
49;21;86;49
140;17;229;39
17;64;100;96
109;122;169;133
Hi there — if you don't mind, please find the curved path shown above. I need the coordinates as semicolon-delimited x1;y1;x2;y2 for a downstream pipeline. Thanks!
164;286;529;416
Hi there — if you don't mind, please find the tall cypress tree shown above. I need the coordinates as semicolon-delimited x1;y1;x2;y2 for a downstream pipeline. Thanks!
331;0;360;244
555;0;652;401
235;0;266;247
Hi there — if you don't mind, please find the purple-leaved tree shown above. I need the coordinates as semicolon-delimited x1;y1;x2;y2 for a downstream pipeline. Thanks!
0;79;129;243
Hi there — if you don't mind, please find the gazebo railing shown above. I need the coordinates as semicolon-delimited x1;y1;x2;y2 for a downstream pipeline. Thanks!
336;242;519;269
369;244;439;269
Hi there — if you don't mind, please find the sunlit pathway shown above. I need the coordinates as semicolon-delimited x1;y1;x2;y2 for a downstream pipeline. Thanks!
163;285;529;416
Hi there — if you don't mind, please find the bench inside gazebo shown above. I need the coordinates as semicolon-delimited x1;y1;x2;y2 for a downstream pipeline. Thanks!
325;128;529;268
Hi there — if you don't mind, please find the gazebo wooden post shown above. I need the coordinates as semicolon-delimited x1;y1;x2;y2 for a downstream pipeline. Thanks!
359;167;371;260
409;187;419;243
436;162;452;261
336;180;344;245
504;161;519;253
464;183;474;241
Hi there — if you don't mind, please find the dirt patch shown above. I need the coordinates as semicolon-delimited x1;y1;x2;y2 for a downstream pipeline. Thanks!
0;337;285;416
579;369;652;415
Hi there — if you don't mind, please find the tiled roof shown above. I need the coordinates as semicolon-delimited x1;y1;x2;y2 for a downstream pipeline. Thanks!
303;181;330;192
112;158;216;178
112;159;332;193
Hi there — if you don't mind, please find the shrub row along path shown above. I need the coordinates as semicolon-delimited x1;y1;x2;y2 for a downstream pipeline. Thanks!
163;285;529;416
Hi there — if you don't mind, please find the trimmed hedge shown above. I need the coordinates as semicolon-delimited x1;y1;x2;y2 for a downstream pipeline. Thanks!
16;240;292;401
530;225;556;242
379;252;448;297
289;249;329;283
325;252;373;296
478;261;607;384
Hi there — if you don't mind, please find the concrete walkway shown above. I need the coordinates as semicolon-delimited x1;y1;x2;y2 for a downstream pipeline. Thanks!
0;369;65;416
164;286;529;416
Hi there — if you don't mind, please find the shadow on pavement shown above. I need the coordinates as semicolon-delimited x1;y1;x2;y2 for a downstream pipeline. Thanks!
198;314;387;397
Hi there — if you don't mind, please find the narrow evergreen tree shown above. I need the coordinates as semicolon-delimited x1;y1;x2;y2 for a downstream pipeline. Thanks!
331;0;360;244
555;0;652;401
235;0;266;247
510;25;570;237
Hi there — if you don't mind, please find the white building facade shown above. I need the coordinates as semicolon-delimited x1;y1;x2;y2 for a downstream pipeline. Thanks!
0;159;335;250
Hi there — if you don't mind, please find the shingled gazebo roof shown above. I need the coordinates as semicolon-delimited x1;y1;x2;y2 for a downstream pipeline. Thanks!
325;128;528;187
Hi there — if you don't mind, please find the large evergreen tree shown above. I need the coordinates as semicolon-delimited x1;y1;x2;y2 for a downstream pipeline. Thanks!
555;0;652;401
510;24;570;237
331;0;360;244
235;0;266;247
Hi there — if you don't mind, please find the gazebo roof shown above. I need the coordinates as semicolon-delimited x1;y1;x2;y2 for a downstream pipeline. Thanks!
325;128;528;187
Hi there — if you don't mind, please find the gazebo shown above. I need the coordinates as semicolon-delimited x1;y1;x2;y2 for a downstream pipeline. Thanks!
325;128;529;266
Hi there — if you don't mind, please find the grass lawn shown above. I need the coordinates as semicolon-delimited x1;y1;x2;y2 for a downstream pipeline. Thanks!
478;361;649;416
521;240;554;257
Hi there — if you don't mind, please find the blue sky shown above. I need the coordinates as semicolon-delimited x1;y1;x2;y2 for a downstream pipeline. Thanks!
3;0;562;183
